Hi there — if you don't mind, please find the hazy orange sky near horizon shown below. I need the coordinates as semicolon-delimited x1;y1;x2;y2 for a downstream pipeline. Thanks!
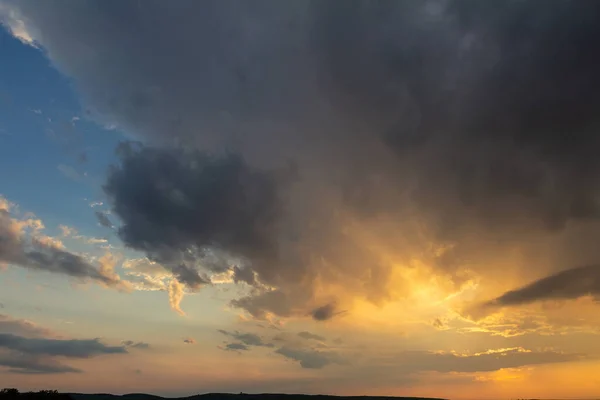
2;1;600;399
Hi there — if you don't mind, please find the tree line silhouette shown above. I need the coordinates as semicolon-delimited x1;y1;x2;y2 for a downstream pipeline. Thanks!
0;389;70;400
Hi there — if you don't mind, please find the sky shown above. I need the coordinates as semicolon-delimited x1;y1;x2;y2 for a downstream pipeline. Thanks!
1;1;600;399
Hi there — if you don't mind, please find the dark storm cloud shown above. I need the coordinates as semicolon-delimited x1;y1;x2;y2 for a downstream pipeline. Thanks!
0;209;124;287
103;144;284;289
7;0;600;316
487;265;600;307
0;333;127;357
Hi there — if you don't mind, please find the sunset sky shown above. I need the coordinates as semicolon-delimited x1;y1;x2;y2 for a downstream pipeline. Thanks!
1;1;600;399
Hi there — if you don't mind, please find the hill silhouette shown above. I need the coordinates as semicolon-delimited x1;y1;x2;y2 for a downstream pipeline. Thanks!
2;389;445;400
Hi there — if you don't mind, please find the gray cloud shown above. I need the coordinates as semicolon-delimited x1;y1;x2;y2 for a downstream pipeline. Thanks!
103;144;284;290
0;352;81;374
224;343;249;352
230;291;296;321
311;303;340;321
0;329;128;375
0;314;55;338
94;211;113;228
121;340;150;349
23;248;116;285
297;331;326;341
487;265;600;307
7;0;600;317
0;333;127;358
275;346;344;369
218;330;274;348
0;209;125;288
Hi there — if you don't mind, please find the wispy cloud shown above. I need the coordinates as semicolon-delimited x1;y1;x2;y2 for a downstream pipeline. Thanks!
57;164;83;182
168;279;185;316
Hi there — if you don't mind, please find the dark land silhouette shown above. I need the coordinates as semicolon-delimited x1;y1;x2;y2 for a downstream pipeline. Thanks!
1;389;445;400
0;389;70;400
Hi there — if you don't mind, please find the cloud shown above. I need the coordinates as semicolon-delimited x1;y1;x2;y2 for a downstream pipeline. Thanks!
0;4;36;46
297;331;326;341
103;145;281;291
57;164;82;181
59;224;111;247
329;347;587;388
182;338;195;344
123;258;167;276
8;1;600;320
224;343;249;352
486;265;600;307
311;303;340;321
31;235;64;250
0;352;80;374
0;314;55;338
58;225;77;237
432;318;447;330
275;346;344;369
389;348;585;374
0;333;127;357
168;279;185;316
0;200;129;289
218;330;274;348
121;340;150;349
84;237;108;244
122;257;171;291
94;211;113;228
0;318;129;374
230;291;296;321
